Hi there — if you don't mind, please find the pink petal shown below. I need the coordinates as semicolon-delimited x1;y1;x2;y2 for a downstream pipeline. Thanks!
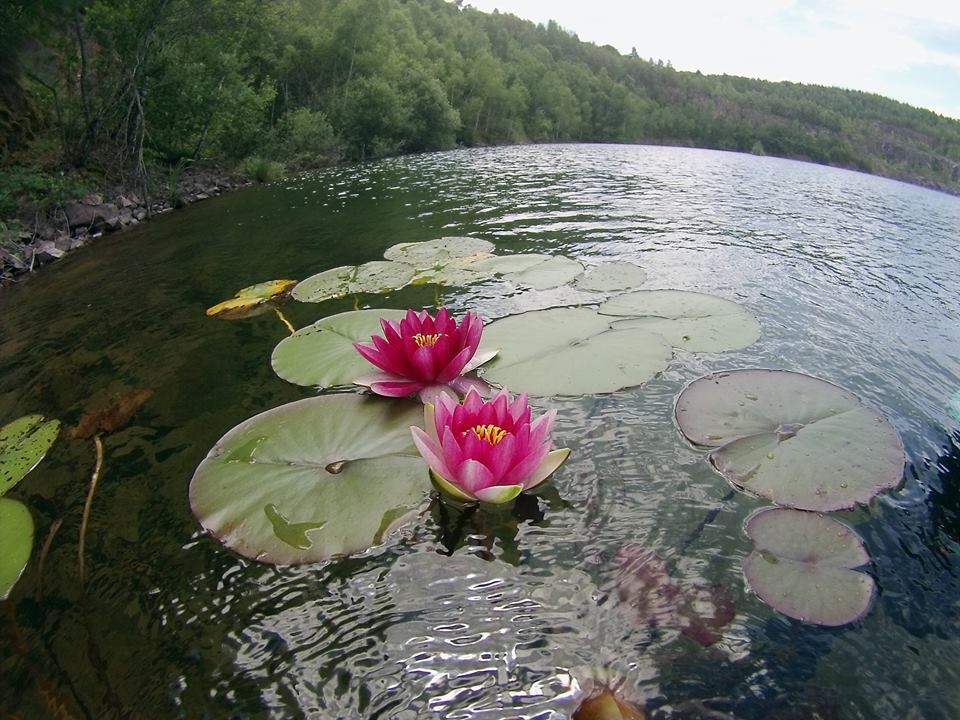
411;426;456;481
430;470;477;503
368;379;424;397
521;448;570;490
435;346;475;382
449;376;494;398
455;458;495;493
410;345;439;381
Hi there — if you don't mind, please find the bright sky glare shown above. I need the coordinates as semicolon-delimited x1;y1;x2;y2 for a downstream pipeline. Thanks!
465;0;960;120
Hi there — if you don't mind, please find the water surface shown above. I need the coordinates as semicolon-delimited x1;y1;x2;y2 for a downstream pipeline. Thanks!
2;145;960;719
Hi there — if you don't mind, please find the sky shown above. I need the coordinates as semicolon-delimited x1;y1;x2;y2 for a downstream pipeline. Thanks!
465;0;960;120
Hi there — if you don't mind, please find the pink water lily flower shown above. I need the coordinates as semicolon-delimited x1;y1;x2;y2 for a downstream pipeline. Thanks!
354;308;496;403
411;388;571;504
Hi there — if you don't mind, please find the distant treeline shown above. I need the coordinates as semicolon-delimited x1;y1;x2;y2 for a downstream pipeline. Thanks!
2;0;959;201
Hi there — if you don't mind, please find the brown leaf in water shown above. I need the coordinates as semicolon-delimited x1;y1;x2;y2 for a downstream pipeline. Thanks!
572;685;646;720
615;544;734;647
68;388;154;440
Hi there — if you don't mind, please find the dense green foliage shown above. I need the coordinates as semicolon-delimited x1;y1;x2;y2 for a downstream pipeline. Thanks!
2;0;959;201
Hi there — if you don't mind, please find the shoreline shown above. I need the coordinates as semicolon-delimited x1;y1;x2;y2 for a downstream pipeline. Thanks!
0;165;253;288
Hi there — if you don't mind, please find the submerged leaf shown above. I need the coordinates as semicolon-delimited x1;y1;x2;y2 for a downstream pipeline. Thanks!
189;394;429;564
674;369;904;511
615;544;734;646
572;685;646;720
0;414;61;495
742;507;875;626
0;497;34;600
69;388;153;440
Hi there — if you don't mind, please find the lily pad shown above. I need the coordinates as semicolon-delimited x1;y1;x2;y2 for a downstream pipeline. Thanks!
574;263;648;292
189;394;429;564
600;290;760;351
292;261;416;303
674;369;904;511
206;279;297;320
271;309;408;388
471;254;585;289
383;236;495;266
742;506;875;626
1;414;61;495
0;498;33;599
479;307;672;396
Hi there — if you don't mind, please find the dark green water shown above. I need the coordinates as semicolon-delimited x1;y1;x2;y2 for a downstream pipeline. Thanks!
2;144;960;718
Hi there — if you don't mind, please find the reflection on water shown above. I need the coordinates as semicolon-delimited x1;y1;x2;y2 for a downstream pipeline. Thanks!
2;145;960;718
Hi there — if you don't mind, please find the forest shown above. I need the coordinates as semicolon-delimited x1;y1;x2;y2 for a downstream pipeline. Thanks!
2;0;960;225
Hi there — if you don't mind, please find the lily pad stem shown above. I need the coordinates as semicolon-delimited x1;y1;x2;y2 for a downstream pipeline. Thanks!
36;518;63;599
78;434;104;588
274;307;295;335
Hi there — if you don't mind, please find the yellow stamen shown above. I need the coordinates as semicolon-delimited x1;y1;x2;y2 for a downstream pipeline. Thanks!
412;332;443;348
467;424;508;445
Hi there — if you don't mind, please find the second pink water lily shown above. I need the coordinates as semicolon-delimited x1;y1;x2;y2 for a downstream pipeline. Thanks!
354;308;496;403
411;388;571;504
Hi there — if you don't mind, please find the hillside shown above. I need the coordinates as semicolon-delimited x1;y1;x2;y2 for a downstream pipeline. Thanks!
2;0;958;225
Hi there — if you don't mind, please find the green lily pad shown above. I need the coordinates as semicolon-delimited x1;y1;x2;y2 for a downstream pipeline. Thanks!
574;263;648;292
383;237;495;266
479;307;672;396
674;369;904;511
742;506;875;626
189;394;430;564
471;254;585;289
292;261;416;303
0;498;34;600
599;290;760;351
271;309;408;388
409;258;489;287
1;414;61;495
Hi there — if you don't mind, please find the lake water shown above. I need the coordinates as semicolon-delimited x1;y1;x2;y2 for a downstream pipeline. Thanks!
2;144;960;718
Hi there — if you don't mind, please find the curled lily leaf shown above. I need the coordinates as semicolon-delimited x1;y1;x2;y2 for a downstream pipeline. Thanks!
411;388;570;504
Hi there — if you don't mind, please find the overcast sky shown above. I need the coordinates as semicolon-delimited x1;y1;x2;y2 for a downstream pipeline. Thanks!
466;0;960;120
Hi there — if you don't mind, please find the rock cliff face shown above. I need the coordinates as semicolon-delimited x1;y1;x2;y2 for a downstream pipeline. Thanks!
1;168;251;285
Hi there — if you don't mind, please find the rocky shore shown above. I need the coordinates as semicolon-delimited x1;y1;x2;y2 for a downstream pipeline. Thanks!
1;166;253;287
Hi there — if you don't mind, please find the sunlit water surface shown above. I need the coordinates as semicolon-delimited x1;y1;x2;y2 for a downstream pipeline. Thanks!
2;145;960;719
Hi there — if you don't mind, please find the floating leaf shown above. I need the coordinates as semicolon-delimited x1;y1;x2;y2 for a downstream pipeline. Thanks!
0;498;34;600
674;369;904;511
292;261;416;303
479;307;672;396
599;290;760;351
271;309;408;388
383;236;495;265
574;263;648;292
742;507;875;626
616;544;734;646
189;394;429;564
68;388;153;440
471;253;585;289
206;279;297;319
0;414;61;495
